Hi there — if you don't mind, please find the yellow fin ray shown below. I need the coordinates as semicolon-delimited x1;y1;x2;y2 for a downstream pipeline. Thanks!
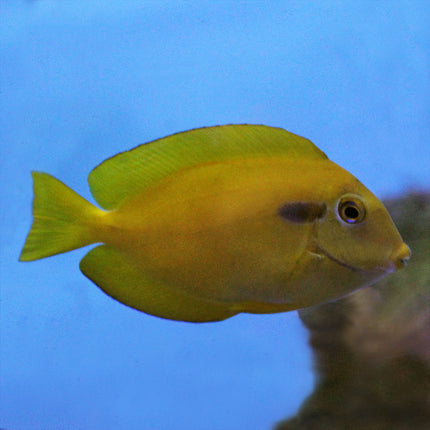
88;124;327;210
79;245;237;322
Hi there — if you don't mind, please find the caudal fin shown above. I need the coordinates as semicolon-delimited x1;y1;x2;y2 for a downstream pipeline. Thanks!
20;172;102;262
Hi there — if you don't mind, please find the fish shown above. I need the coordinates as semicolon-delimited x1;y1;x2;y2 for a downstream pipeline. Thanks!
19;124;411;322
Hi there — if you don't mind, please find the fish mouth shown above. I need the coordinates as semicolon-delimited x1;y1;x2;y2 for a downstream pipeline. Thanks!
390;242;411;270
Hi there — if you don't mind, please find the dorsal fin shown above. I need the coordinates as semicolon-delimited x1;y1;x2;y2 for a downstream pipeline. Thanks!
88;124;328;210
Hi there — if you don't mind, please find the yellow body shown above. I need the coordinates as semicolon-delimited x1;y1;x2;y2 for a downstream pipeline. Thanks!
20;125;411;322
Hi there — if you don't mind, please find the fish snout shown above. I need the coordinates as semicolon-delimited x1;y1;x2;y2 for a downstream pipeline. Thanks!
390;242;411;270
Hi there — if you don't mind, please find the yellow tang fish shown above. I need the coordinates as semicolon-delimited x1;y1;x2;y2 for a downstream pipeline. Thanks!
20;125;411;322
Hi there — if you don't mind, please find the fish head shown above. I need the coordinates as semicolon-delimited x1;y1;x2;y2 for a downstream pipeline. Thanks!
314;182;411;277
277;165;411;308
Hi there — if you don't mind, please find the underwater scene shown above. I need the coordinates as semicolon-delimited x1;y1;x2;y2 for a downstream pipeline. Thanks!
1;2;429;429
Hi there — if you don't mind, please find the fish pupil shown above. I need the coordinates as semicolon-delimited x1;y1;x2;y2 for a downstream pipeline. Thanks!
344;205;359;221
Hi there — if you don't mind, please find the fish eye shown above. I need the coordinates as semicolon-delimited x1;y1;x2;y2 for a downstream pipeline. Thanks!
337;197;366;224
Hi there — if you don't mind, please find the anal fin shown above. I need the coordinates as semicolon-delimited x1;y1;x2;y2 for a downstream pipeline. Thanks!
79;245;237;323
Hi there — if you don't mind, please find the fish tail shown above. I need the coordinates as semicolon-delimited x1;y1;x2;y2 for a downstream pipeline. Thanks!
19;172;103;262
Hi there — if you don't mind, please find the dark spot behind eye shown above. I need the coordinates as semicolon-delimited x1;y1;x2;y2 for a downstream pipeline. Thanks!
278;202;327;223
